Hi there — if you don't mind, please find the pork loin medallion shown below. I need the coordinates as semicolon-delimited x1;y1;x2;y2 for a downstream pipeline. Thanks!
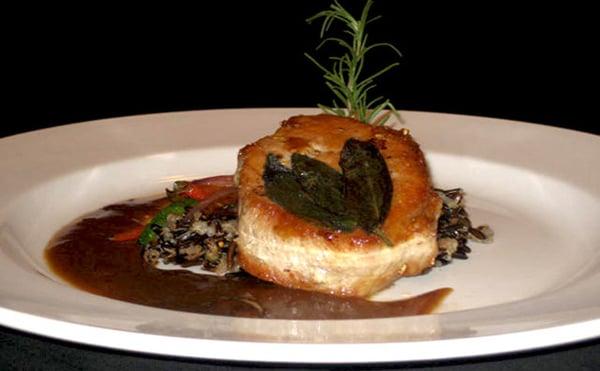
235;114;442;297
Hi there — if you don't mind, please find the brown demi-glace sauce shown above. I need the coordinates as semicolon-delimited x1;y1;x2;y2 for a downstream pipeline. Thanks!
45;198;451;319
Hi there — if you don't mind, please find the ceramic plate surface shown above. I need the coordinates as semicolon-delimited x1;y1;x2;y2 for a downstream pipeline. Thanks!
0;109;599;363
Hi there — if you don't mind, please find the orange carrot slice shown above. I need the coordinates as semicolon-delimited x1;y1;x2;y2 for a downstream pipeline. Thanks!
110;224;145;242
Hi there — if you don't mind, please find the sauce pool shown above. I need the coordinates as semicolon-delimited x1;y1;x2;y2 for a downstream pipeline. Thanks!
45;198;451;319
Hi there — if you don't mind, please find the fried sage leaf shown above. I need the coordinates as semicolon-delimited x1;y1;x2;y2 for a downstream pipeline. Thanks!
340;139;393;236
291;153;346;215
263;139;393;245
263;154;356;231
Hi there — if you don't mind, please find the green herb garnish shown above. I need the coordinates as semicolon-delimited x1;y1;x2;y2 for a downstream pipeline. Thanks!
292;153;346;216
264;154;357;232
305;0;402;125
138;198;197;247
263;139;393;245
340;139;393;245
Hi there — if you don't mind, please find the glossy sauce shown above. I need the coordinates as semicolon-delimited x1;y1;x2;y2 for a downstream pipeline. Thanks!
45;198;451;319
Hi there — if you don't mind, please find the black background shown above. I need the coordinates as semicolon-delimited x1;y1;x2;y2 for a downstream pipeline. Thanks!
2;1;598;369
3;1;598;136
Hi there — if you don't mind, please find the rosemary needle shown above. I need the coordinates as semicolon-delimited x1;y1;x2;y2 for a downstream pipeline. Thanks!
305;0;403;126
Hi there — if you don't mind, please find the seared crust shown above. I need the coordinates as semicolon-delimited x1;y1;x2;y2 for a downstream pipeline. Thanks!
236;114;441;297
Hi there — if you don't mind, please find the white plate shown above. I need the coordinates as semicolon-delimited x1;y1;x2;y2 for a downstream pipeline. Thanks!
0;109;599;363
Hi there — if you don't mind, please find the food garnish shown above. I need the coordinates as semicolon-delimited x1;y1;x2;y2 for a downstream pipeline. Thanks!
137;198;197;247
109;224;145;242
263;138;392;244
292;153;347;216
339;138;393;244
263;153;357;232
305;0;402;125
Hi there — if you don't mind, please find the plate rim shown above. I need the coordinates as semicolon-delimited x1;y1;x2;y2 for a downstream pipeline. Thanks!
1;306;599;363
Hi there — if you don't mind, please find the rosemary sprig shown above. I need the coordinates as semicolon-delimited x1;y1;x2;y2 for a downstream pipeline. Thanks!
305;0;403;125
